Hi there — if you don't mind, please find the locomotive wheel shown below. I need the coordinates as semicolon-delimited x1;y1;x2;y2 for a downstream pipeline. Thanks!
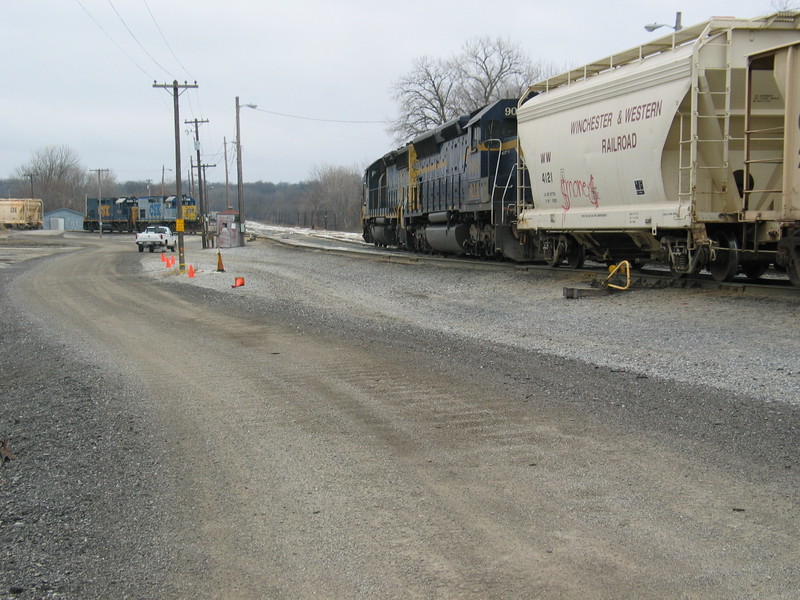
481;225;495;260
708;231;740;282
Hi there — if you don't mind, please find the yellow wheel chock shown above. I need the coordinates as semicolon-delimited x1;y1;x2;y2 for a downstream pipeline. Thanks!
604;260;632;290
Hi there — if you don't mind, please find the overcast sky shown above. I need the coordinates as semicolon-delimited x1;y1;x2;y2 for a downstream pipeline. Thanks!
1;1;783;185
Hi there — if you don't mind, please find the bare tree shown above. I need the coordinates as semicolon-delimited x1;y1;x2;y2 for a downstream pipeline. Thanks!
388;56;460;143
13;145;92;212
389;37;561;143
453;37;555;114
306;164;363;231
770;0;798;11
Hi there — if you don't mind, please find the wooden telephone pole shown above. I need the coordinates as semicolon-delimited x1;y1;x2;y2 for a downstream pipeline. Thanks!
185;117;209;248
90;168;109;238
152;80;198;272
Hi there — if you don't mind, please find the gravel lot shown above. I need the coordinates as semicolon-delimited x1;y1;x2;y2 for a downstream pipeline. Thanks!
163;227;800;405
1;229;798;599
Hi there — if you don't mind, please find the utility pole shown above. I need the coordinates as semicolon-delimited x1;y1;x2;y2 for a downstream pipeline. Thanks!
153;80;198;272
185;117;209;248
23;173;34;199
161;164;172;196
189;156;195;196
90;168;109;238
200;163;216;204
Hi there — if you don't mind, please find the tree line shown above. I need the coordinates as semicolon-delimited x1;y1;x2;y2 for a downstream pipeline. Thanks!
1;146;364;232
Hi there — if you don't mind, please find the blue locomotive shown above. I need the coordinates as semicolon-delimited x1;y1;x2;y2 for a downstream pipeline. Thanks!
362;98;542;263
84;195;200;233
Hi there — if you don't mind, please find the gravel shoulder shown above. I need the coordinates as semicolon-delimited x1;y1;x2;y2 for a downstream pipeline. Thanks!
168;230;800;404
1;230;798;599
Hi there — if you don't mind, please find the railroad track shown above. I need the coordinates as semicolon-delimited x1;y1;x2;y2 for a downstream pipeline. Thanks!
259;233;799;299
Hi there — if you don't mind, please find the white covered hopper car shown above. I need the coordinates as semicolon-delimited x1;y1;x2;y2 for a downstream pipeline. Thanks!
515;12;800;285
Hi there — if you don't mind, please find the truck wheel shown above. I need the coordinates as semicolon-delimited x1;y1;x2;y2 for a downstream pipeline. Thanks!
149;246;155;253
138;245;144;253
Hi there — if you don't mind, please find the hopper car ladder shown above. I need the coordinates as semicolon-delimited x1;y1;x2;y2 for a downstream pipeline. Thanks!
678;25;735;224
741;44;793;226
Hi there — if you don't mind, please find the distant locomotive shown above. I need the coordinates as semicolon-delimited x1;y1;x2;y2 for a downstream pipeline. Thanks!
362;12;800;287
83;195;200;233
0;199;43;229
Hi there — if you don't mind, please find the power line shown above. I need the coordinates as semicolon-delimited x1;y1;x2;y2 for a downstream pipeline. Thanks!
142;0;193;79
107;0;171;76
250;106;389;124
75;0;152;78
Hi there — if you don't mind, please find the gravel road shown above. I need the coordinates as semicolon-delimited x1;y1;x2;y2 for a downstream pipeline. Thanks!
1;230;799;599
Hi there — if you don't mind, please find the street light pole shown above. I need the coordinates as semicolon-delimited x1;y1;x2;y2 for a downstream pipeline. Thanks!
235;96;257;246
644;11;683;32
224;136;231;209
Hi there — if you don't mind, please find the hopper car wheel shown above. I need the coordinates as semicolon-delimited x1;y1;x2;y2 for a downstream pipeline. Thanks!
567;242;585;269
788;257;800;287
708;231;739;282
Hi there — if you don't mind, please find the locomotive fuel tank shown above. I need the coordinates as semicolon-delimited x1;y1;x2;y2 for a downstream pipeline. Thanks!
425;223;470;254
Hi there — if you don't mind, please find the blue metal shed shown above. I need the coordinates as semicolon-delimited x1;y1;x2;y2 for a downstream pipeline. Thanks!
44;208;84;231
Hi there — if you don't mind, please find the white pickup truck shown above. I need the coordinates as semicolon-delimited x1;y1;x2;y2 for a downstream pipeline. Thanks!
135;226;177;253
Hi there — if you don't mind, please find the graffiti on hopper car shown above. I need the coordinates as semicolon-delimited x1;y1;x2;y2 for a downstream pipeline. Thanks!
560;170;600;210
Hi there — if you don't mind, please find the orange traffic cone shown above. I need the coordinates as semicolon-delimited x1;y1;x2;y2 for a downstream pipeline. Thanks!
161;252;166;263
188;264;195;278
169;256;176;267
216;250;225;272
231;277;245;288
